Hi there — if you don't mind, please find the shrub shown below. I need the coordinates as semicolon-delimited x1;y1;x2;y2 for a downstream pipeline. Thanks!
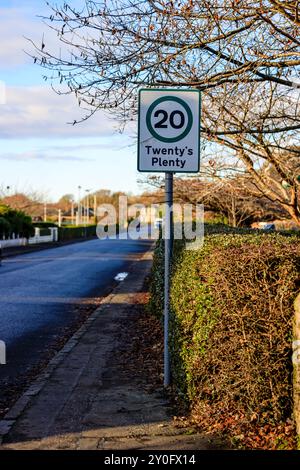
58;224;97;241
0;205;34;238
0;217;11;239
39;228;51;237
149;224;250;319
149;225;300;447
33;222;58;228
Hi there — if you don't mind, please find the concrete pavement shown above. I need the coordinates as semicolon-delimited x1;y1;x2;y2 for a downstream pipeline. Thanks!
0;249;222;450
0;237;152;390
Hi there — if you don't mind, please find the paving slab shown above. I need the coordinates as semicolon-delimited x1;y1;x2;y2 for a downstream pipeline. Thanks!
0;249;224;450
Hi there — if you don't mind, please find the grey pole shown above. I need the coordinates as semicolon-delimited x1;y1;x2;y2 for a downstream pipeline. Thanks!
44;203;47;223
164;172;173;387
78;186;82;225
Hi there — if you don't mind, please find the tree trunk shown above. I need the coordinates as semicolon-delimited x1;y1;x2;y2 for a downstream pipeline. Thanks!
284;205;300;227
231;197;237;228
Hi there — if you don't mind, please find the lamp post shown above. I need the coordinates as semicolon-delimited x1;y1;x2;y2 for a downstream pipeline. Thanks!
78;186;82;225
58;209;62;228
94;194;97;224
85;189;91;225
71;200;75;225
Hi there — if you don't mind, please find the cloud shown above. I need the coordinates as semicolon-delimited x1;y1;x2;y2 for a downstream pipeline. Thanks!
0;3;68;69
0;2;104;70
0;5;135;140
0;7;44;68
0;8;28;67
0;85;121;139
44;142;132;152
0;150;95;162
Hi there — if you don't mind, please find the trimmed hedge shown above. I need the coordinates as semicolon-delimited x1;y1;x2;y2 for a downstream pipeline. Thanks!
58;225;97;241
0;217;11;238
33;223;97;241
0;205;34;238
33;222;58;228
149;225;300;447
39;228;51;237
149;224;253;319
35;223;119;241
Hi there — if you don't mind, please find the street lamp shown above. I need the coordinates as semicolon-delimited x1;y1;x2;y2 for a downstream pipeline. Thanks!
71;199;75;225
93;194;97;224
85;189;91;225
78;186;82;225
58;209;62;227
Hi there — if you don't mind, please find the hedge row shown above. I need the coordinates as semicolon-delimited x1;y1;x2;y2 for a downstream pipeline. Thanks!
0;205;34;238
149;224;254;319
149;225;300;448
58;225;97;241
33;222;58;228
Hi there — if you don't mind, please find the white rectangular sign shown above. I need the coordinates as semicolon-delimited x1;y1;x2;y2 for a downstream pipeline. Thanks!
138;88;201;173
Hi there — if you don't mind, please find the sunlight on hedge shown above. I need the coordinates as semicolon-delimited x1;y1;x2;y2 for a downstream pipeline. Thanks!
149;225;300;448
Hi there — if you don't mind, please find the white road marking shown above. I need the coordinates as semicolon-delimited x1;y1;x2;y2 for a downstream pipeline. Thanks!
114;272;129;281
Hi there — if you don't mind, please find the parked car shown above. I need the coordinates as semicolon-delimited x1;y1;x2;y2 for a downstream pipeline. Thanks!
252;221;276;231
259;222;275;230
263;223;275;230
154;218;163;229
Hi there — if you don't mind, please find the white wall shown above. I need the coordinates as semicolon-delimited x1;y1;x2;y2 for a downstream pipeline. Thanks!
1;227;58;248
1;238;27;248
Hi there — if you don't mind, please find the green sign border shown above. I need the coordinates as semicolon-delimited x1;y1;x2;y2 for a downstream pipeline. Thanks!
146;96;193;143
138;88;201;174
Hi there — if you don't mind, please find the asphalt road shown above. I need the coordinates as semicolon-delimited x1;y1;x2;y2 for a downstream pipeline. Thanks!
0;237;152;386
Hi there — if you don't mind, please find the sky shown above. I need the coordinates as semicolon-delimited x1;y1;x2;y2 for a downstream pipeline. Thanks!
0;0;143;202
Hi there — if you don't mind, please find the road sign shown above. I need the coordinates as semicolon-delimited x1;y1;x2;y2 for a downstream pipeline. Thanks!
138;88;201;173
137;88;201;387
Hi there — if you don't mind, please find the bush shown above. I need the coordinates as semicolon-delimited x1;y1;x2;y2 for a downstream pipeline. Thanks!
58;224;97;241
149;224;250;319
39;228;51;237
149;225;300;447
0;217;11;239
33;222;58;228
34;223;119;241
0;205;34;238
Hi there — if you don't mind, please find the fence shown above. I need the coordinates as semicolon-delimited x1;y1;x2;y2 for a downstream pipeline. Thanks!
28;227;58;245
1;227;58;248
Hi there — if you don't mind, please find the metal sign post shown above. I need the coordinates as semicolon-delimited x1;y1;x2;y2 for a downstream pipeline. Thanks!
137;88;201;387
164;172;173;387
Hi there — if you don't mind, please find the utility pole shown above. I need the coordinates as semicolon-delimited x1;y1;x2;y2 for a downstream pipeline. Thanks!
78;186;82;225
44;203;47;222
86;191;89;225
58;209;62;228
85;189;91;225
71;200;74;225
94;194;97;224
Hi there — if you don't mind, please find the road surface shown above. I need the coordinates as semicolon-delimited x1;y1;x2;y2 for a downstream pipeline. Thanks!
0;237;152;388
